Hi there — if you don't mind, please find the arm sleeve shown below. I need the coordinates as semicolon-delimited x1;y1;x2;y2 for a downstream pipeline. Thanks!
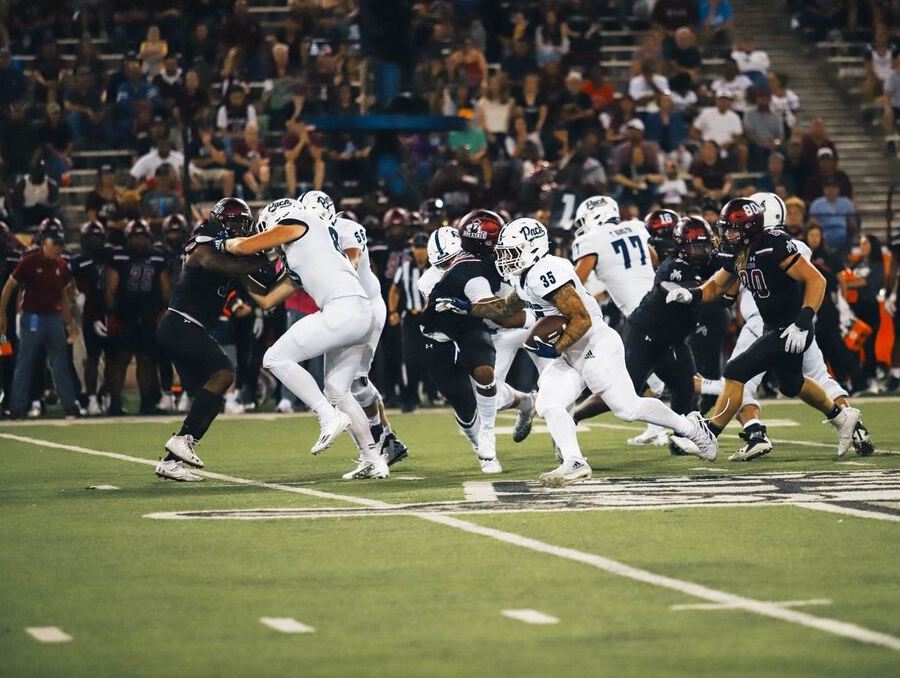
392;265;404;285
463;276;494;303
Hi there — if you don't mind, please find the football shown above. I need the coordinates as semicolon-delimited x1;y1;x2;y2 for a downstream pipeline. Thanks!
524;315;567;349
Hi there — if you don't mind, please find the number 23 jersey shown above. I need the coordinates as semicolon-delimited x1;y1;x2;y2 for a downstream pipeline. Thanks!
277;206;366;308
513;254;603;321
571;219;654;317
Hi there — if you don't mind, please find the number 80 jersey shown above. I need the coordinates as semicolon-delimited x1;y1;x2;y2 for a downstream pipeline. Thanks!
570;218;654;317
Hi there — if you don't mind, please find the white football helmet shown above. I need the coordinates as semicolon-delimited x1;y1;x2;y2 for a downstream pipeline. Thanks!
573;195;620;238
749;191;787;230
427;226;463;267
297;190;337;225
255;198;299;234
495;218;549;278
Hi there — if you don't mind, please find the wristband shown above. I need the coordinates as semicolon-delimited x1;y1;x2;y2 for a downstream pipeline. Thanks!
794;306;815;331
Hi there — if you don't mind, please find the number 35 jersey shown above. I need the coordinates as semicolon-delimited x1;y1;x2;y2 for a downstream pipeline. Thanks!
514;254;603;321
570;218;654;317
277;206;366;308
717;229;803;330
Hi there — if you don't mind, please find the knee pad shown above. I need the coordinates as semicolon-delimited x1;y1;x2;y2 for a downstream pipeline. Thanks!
742;383;760;412
607;396;642;422
262;345;284;372
351;376;380;409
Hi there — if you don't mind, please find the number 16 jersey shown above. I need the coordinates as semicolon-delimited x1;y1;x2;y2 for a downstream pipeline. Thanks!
571;218;654;317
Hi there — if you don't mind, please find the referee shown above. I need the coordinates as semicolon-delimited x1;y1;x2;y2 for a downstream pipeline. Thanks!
388;232;430;412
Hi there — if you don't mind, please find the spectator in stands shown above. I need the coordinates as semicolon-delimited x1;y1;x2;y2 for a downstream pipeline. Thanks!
783;135;807;192
153;56;183;114
139;25;168;78
220;0;266;80
883;52;900;152
502;40;537;86
581;64;616;112
64;67;104;149
183;22;218;85
505;113;544;160
110;4;149;53
768;71;800;132
730;36;770;88
557;70;595;142
478;74;514;158
36;104;73;185
535;9;570;67
262;43;296;132
0;47;27;112
651;0;700;38
863;29;897;100
113;53;158;145
600;94;637;145
73;36;106;86
657;158;690;208
802;147;853;201
743;88;784;170
0;102;38;181
690;139;733;203
644;93;688;154
628;59;671;110
796;0;850;41
699;0;734;51
667;27;702;86
784;196;808;237
847;234;885;388
0;226;79;419
141;163;182;221
516;72;549;136
85;165;125;239
32;40;68;106
216;85;257;155
755;151;797;198
283;116;325;195
692;91;744;159
612;143;663;214
9;162;59;232
808;176;857;251
188;119;234;200
232;124;270;200
709;60;753;113
174;69;211;129
799;117;838;175
129;137;184;188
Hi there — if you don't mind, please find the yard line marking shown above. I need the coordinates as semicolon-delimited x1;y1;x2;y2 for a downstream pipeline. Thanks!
87;484;120;490
11;433;900;652
463;481;499;503
259;617;315;634
0;433;391;510
672;599;832;611
26;627;72;643
394;475;425;481
417;512;900;652
796;502;900;523
835;461;874;467
501;609;559;625
690;467;728;472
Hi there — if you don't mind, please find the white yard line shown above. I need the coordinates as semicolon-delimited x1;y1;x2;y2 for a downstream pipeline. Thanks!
501;609;559;625
672;599;832;611
795;502;900;523
87;485;120;490
259;617;315;634
8;432;900;653
26;627;72;643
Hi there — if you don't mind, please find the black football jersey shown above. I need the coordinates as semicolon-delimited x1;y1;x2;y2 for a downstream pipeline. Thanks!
70;250;107;321
717;229;802;329
421;256;499;341
108;246;169;318
630;256;704;343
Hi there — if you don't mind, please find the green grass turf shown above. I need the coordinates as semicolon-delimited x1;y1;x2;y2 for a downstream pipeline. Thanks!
1;400;899;677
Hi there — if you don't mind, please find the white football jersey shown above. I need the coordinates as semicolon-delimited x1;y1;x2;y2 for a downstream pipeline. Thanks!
513;255;603;321
333;216;380;300
740;237;811;329
571;218;654;317
416;265;443;299
278;206;366;308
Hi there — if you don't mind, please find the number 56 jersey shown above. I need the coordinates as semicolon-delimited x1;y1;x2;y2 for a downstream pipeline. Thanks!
571;219;654;317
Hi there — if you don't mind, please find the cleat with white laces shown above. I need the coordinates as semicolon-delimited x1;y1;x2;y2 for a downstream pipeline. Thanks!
628;423;670;446
155;459;203;482
165;434;204;468
381;432;409;466
478;457;503;474
539;457;592;487
852;418;874;456
87;395;102;416
828;406;860;457
729;425;773;462
311;411;351;455
342;455;389;480
275;398;293;414
512;392;537;443
671;412;718;461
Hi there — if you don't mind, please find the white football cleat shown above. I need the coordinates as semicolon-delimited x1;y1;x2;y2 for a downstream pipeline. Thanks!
476;425;496;462
157;392;175;412
87;395;102;416
828;406;861;457
275;398;293;414
478;457;503;474
671;412;718;461
224;394;244;415
512;392;537;443
155;459;203;482
341;455;389;480
627;423;669;446
311;411;352;455
164;434;204;468
539;457;592;487
28;400;42;418
176;393;191;413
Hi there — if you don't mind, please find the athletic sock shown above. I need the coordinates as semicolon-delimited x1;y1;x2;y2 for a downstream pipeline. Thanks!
368;414;384;443
827;404;841;420
310;397;338;426
741;418;761;431
475;381;498;457
543;406;582;463
496;382;517;410
700;378;724;396
708;422;724;437
178;388;223;440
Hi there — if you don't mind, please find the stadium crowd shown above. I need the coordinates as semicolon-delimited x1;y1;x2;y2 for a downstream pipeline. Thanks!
0;0;898;420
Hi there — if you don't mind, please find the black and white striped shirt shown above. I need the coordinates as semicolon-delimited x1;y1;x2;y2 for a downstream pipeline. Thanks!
393;256;429;314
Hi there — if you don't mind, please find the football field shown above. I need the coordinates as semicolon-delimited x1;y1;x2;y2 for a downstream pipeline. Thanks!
2;399;900;677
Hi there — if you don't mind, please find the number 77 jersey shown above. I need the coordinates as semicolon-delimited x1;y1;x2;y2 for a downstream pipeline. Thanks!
570;218;654;317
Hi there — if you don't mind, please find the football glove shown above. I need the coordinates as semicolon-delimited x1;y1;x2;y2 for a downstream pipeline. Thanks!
666;287;695;304
92;319;107;338
780;324;808;354
886;294;897;317
525;337;560;359
435;297;472;314
252;310;264;339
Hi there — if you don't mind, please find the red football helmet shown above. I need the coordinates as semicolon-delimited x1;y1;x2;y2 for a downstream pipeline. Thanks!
644;208;680;257
457;209;504;257
674;216;715;266
210;197;253;236
125;218;152;239
716;198;765;251
162;213;188;235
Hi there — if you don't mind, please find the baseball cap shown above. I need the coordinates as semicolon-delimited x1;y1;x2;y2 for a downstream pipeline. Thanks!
625;118;645;132
411;232;429;247
816;147;835;159
715;89;734;99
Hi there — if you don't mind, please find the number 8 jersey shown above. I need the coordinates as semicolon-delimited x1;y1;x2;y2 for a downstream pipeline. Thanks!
570;218;654;317
276;204;367;307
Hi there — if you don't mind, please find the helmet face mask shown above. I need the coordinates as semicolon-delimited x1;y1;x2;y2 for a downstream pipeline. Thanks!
674;216;715;266
210;197;254;237
297;190;337;226
495;218;549;278
645;208;680;258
